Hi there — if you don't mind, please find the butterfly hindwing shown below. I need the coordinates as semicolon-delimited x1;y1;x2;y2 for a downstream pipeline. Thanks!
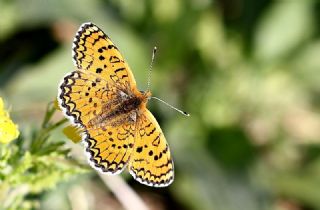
84;123;135;174
129;110;174;187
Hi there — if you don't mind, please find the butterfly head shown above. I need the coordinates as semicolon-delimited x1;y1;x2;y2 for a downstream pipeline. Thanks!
140;90;152;101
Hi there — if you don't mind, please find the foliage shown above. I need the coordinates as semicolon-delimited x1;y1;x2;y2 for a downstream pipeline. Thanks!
0;101;86;210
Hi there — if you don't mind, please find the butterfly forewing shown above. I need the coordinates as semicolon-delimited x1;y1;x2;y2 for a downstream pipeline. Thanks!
72;22;137;89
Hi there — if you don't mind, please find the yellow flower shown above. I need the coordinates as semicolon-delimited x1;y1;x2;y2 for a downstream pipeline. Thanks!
63;125;82;143
0;98;19;144
53;98;61;111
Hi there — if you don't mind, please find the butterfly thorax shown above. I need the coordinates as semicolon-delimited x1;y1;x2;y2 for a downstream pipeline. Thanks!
87;89;151;128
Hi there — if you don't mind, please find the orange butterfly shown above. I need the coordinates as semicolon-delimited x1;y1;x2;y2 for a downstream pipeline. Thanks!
58;22;184;187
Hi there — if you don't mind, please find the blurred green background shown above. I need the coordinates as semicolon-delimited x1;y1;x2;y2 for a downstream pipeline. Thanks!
1;0;320;209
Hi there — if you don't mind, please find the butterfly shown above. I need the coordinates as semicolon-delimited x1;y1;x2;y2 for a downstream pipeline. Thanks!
58;22;174;187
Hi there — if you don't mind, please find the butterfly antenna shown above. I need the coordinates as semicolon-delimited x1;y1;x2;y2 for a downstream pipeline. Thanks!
147;47;190;117
147;46;157;92
151;96;190;117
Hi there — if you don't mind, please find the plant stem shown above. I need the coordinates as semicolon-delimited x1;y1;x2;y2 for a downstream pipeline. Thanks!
97;173;149;210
